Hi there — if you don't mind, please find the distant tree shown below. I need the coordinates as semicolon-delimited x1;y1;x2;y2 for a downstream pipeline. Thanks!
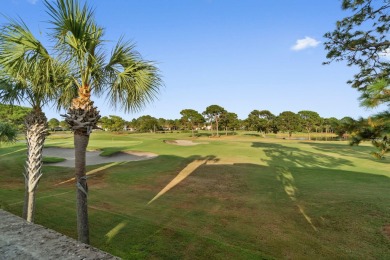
315;117;324;133
324;0;390;105
203;105;226;136
246;110;275;137
298;110;321;140
136;115;159;132
246;110;262;132
173;119;181;131
180;109;204;137
158;118;167;131
0;122;18;144
237;119;247;131
99;115;125;132
327;117;341;134
127;118;138;131
322;117;339;139
99;116;110;130
336;116;358;137
48;118;60;130
59;120;69;130
276;111;301;138
110;116;126;132
220;112;239;135
164;119;176;131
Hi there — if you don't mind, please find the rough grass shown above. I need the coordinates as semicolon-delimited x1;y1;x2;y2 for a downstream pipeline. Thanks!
0;131;389;259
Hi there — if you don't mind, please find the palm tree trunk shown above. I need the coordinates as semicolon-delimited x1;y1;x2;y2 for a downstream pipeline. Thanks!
74;133;90;244
22;109;47;222
62;86;100;244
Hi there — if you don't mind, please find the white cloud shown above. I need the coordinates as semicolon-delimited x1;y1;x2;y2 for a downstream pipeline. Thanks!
291;36;320;51
27;0;38;4
379;48;390;60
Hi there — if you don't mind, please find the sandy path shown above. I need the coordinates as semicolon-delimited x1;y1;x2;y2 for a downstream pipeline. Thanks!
43;147;157;168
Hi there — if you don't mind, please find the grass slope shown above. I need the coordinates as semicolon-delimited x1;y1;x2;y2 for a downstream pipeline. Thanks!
0;131;389;259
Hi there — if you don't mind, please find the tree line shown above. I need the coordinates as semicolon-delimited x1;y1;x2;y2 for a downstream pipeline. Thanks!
58;105;386;142
3;103;387;143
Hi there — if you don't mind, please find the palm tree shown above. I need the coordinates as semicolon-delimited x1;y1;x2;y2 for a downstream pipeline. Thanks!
0;18;67;222
45;0;162;244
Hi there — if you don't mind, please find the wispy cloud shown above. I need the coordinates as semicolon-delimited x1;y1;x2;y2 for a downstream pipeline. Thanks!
291;36;320;51
27;0;38;4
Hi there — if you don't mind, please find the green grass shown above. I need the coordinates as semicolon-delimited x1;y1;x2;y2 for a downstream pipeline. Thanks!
0;131;389;259
42;156;66;163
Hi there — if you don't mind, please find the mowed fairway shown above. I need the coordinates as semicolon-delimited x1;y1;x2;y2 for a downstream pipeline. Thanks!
1;131;390;259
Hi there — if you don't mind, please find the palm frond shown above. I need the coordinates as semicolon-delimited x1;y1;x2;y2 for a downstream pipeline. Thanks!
103;39;162;112
44;0;104;86
0;75;29;106
0;16;73;110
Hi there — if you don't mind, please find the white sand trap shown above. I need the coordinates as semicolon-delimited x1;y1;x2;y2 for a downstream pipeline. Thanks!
163;140;208;146
43;147;157;168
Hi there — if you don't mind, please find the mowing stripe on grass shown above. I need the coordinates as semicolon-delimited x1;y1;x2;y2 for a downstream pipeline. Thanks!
0;148;26;157
55;161;126;186
148;159;208;205
9;191;73;205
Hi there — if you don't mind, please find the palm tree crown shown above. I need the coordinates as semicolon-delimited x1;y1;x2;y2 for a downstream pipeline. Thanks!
45;0;162;114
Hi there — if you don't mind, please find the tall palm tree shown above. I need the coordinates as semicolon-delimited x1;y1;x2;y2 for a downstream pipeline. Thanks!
45;0;162;244
0;18;67;222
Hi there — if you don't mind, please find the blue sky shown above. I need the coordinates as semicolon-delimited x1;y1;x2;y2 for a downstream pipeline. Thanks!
1;0;387;120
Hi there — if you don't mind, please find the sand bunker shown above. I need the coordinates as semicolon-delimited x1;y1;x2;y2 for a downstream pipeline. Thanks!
43;147;157;167
163;140;208;146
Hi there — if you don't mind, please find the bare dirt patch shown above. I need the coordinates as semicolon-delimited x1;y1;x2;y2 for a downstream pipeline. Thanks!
43;147;157;168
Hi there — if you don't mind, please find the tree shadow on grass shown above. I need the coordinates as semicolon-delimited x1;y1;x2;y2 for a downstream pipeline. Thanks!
300;141;389;163
251;141;355;232
252;142;354;169
97;146;135;156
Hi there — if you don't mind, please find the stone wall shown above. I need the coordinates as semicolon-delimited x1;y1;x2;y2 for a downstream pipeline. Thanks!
0;209;119;260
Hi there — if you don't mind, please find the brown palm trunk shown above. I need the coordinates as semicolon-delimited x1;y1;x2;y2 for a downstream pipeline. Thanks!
62;85;100;245
22;109;47;222
74;133;90;244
